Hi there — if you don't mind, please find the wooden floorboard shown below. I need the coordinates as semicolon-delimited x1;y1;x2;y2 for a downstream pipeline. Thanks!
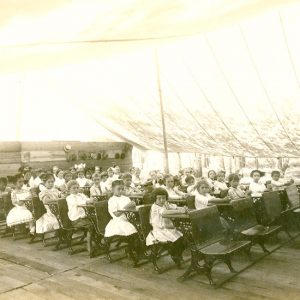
1;233;300;300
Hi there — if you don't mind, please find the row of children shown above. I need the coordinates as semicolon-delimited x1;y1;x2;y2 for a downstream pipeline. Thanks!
1;170;186;263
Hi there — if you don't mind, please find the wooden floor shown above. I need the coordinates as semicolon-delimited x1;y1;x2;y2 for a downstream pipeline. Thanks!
1;232;300;300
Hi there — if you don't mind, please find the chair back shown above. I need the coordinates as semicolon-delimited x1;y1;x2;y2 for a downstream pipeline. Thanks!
94;194;108;202
94;200;111;234
31;197;47;220
129;195;144;205
189;206;224;246
186;195;196;209
231;198;257;231
138;205;152;240
81;187;90;198
57;198;73;229
286;185;300;209
262;191;282;223
220;189;229;199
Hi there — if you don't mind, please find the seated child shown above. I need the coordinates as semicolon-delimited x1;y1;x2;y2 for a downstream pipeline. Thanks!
112;166;121;181
249;170;270;198
122;173;140;196
54;169;65;190
100;171;109;194
132;168;142;187
105;168;115;192
227;174;246;200
76;169;89;188
270;170;293;191
146;188;186;265
36;173;60;234
90;173;102;198
206;170;217;189
66;180;94;255
213;171;229;197
186;175;196;193
164;175;188;200
105;180;141;262
6;173;35;234
192;179;229;209
85;169;93;186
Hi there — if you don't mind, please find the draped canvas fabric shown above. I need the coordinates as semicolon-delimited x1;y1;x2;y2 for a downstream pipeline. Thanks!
0;1;300;157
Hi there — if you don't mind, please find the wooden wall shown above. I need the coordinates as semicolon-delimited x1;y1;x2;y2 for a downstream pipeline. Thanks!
0;141;132;176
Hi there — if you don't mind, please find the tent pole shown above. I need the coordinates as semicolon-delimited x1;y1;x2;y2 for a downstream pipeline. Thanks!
155;49;169;174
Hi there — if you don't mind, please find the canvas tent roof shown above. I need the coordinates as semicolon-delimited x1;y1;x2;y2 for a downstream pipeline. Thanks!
0;0;300;157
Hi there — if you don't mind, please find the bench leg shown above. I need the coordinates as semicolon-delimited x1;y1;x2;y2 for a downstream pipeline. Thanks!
222;255;236;273
150;244;162;273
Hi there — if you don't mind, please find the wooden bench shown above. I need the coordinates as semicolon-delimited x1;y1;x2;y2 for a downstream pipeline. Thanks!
186;206;251;284
283;185;300;229
56;199;90;254
0;193;13;236
231;198;281;253
94;200;129;262
262;191;291;238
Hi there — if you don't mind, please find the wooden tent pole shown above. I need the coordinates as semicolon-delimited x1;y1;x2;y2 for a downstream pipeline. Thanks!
155;49;169;174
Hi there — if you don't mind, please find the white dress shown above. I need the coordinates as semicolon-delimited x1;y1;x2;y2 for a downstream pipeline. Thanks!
66;193;89;221
90;184;102;196
35;189;60;234
271;179;286;191
76;177;88;188
105;195;137;237
249;182;266;197
6;189;34;227
55;177;65;189
192;191;213;209
146;203;182;246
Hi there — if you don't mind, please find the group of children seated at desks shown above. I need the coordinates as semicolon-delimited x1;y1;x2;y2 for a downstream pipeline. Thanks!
0;164;296;265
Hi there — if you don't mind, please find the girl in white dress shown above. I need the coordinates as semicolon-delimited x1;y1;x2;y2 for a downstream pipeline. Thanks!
249;170;269;198
105;180;137;238
206;170;217;189
227;174;247;200
6;173;35;234
54;169;65;190
66;180;94;255
76;169;89;188
213;171;229;197
192;180;229;209
90;173;102;199
36;174;60;234
270;170;293;191
146;188;186;265
164;175;188;200
105;180;142;263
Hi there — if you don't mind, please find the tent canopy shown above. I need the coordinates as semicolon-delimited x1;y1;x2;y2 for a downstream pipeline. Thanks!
0;0;300;157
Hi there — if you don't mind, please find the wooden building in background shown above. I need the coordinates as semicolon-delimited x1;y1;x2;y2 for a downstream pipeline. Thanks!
0;141;133;175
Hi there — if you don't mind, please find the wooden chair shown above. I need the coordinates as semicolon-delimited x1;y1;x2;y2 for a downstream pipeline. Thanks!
188;206;251;284
94;200;129;262
129;195;144;205
0;193;13;236
93;194;108;202
262;191;291;237
186;196;196;209
231;198;281;253
56;199;89;254
284;185;300;229
24;197;47;243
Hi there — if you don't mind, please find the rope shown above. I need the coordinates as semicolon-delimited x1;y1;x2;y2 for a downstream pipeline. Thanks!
204;35;276;156
278;11;300;88
239;25;300;154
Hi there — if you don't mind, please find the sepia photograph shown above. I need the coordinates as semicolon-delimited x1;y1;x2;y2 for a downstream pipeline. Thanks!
0;1;300;299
